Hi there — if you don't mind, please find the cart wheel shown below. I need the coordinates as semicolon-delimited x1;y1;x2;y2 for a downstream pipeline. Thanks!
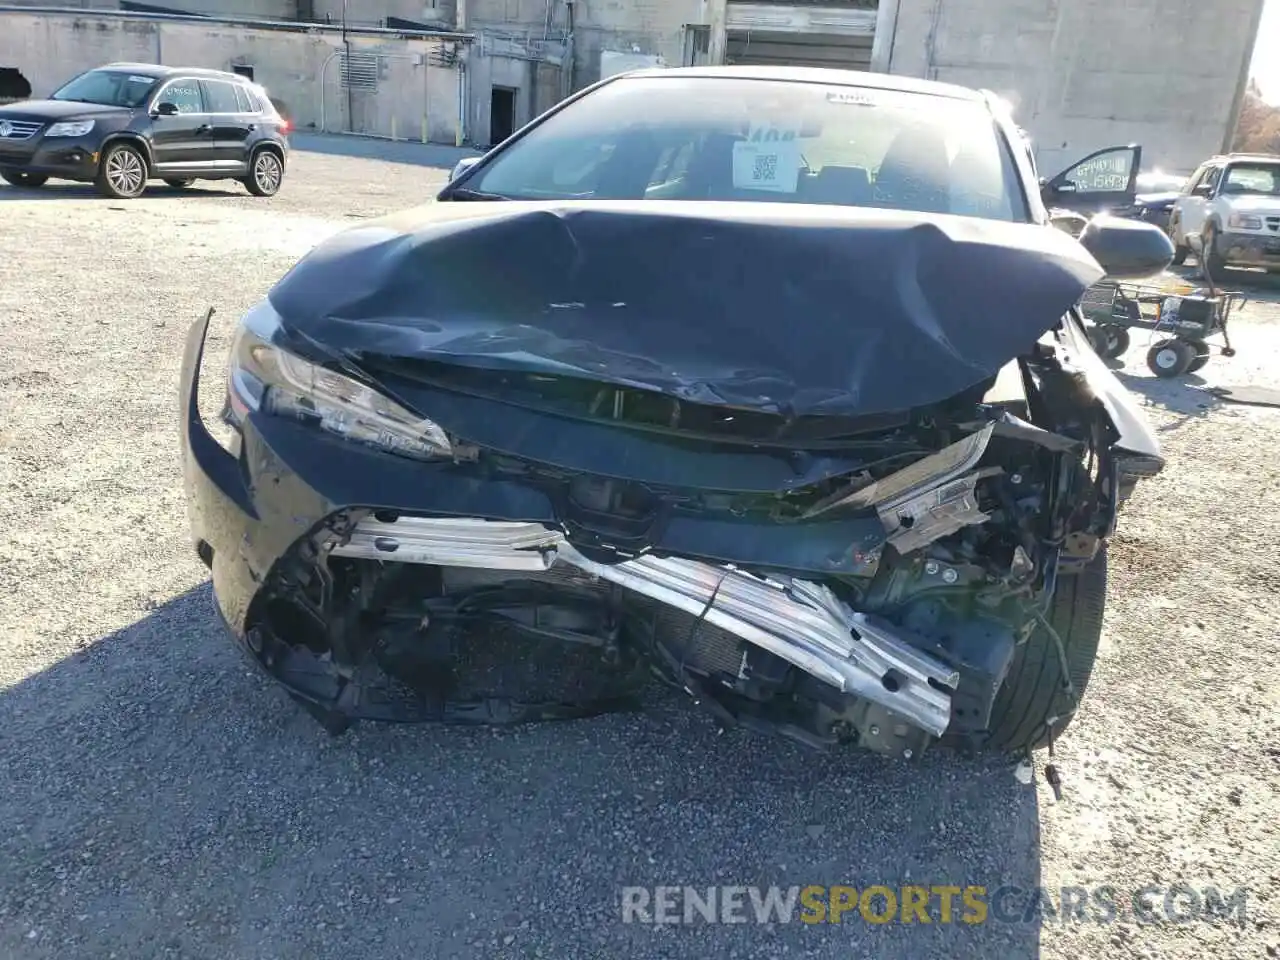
1147;338;1195;378
1091;324;1131;359
1186;339;1211;373
1222;346;1238;358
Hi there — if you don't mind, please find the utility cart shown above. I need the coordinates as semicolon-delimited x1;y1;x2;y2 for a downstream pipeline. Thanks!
1079;275;1244;378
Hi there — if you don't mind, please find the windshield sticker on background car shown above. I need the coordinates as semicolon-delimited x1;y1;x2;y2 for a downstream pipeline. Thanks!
826;90;878;106
129;76;154;84
732;122;802;193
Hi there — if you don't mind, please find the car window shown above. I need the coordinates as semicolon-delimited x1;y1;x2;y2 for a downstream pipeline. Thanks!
157;79;204;114
201;80;242;114
233;84;254;113
467;76;1028;221
1053;147;1137;193
1221;163;1280;196
1203;166;1224;192
49;69;157;108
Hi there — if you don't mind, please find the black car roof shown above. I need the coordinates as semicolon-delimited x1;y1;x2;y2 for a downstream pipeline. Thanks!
615;65;990;103
98;62;249;82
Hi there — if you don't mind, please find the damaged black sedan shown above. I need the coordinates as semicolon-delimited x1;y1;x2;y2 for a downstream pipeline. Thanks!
179;67;1173;758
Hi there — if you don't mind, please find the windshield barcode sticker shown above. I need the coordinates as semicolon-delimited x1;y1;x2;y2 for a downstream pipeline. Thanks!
732;122;801;193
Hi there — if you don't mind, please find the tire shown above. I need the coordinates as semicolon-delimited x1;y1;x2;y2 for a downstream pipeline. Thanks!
1203;226;1227;282
1168;217;1189;265
95;142;148;199
985;549;1108;752
0;170;48;188
1186;338;1211;373
164;178;195;189
1091;324;1131;359
242;147;284;197
1146;337;1195;377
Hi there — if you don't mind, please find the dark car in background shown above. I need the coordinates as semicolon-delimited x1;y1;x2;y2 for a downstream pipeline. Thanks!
0;62;290;199
1128;170;1190;231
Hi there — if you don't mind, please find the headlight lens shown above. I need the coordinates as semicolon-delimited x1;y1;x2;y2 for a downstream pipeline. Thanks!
45;120;95;137
226;300;452;461
1228;213;1263;230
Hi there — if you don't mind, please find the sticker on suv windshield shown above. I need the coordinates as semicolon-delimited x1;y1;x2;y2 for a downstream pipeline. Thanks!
732;122;802;193
128;76;154;84
826;90;878;106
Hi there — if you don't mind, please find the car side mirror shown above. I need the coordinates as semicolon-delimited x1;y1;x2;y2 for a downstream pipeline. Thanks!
1078;215;1175;280
1048;209;1089;238
449;156;481;182
1040;178;1078;205
154;101;179;117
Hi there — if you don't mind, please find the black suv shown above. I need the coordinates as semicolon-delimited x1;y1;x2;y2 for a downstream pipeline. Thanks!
0;62;290;199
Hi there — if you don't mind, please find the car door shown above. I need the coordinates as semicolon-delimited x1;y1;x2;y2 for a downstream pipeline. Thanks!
148;77;213;171
199;78;254;174
1039;144;1143;216
1176;164;1220;240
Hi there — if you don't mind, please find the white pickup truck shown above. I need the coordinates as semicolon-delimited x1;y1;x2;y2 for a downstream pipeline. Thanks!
1167;153;1280;279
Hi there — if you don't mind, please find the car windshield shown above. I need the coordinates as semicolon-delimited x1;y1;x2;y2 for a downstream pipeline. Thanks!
50;69;157;108
465;76;1028;221
1221;163;1280;197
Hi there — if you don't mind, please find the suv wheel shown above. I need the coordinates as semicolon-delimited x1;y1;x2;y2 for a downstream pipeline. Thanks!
243;148;283;197
1167;215;1189;265
1202;226;1227;281
95;143;148;199
1;171;48;188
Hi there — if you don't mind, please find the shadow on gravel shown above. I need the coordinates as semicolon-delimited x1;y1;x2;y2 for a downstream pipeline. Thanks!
289;132;480;172
0;183;245;202
0;584;1045;960
1115;370;1224;427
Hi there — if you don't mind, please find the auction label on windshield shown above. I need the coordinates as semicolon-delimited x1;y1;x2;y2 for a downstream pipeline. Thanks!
733;122;802;194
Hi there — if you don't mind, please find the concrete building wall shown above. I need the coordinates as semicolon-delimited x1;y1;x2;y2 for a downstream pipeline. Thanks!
886;0;1265;175
311;0;457;29
0;0;299;16
0;9;465;142
465;0;710;88
148;0;299;19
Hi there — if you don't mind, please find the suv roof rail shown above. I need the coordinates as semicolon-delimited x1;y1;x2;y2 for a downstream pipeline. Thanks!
1213;152;1280;161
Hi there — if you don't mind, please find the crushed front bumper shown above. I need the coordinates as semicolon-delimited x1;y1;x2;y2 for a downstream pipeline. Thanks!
180;310;964;741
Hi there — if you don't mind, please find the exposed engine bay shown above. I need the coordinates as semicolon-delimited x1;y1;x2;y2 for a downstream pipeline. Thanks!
241;323;1132;758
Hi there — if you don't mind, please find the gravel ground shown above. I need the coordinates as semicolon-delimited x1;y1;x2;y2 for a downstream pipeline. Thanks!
0;137;1277;960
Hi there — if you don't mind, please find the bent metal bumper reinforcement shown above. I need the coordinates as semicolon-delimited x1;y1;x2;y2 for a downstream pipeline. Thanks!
328;517;959;736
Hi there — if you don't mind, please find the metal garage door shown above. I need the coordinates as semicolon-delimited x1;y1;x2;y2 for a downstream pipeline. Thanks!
725;30;874;70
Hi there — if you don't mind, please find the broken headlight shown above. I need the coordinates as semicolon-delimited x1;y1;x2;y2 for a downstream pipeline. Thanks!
225;299;453;461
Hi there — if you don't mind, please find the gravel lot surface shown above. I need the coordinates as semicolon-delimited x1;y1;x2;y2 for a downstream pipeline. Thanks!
0;137;1277;960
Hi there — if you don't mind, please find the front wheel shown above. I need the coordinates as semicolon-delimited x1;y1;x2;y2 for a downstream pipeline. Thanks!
0;170;48;188
1203;227;1227;282
1090;324;1131;359
95;142;148;199
985;549;1109;752
242;148;283;197
1147;338;1196;377
1168;217;1189;265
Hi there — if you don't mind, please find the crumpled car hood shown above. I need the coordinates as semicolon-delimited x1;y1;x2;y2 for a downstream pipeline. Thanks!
268;200;1105;417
